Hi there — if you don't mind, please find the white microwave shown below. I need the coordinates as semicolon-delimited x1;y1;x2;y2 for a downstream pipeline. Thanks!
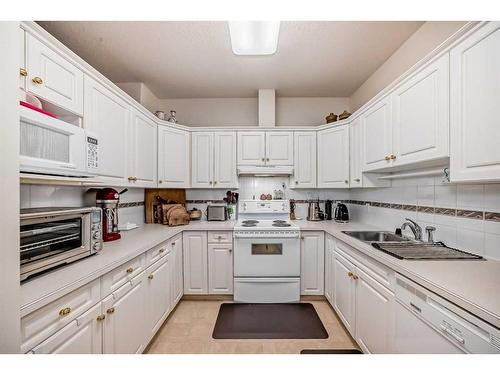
20;106;99;177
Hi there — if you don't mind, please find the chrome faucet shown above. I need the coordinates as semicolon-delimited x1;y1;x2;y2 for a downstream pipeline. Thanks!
401;218;423;241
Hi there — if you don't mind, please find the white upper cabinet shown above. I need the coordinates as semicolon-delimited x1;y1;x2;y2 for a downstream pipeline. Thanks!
26;34;84;115
158;125;190;188
349;117;363;188
291;132;317;188
265;132;294;165
128;109;157;187
392;53;449;167
214;132;238;188
237;131;293;166
317;125;350;188
191;132;214;188
362;96;393;171
238;132;266;165
84;75;129;183
450;22;500;182
192;132;237;188
19;28;26;89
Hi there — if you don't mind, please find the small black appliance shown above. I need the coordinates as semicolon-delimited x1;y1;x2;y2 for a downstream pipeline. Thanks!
325;200;334;220
334;202;349;223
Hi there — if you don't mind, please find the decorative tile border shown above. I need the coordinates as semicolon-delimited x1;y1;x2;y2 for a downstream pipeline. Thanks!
118;201;145;208
344;199;500;223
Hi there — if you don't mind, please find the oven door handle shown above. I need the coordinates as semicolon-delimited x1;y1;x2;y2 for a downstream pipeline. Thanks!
20;223;80;238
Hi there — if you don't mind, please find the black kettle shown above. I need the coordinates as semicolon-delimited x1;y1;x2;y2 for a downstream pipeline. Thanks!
334;202;349;223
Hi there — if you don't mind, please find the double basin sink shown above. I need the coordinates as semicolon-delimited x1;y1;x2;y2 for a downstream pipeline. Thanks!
342;231;411;243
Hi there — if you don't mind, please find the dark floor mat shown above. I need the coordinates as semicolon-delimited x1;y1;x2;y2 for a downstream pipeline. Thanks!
300;349;362;354
212;303;328;339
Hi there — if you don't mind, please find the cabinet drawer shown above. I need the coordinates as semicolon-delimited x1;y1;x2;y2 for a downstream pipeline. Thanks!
146;241;170;267
208;231;232;243
101;254;146;297
21;279;100;353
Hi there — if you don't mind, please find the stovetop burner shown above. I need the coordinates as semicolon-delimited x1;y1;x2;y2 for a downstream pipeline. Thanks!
242;220;259;224
241;223;257;227
273;220;287;223
273;223;291;227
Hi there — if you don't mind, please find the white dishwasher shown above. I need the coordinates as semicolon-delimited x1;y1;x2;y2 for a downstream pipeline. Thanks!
394;274;500;354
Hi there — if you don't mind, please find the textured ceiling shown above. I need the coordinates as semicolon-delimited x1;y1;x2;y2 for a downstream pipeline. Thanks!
38;21;424;98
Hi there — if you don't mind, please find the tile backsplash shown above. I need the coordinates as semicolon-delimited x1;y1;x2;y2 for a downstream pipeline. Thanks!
20;175;500;260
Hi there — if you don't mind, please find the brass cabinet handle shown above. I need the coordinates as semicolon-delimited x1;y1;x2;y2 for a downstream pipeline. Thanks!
96;314;106;321
148;274;154;280
106;307;115;314
158;180;163;184
159;248;165;254
126;267;134;273
128;176;135;181
217;235;222;239
347;272;354;278
384;155;391;161
59;307;71;317
344;180;348;184
171;242;175;246
300;236;305;240
353;274;359;280
390;154;397;160
20;68;27;76
261;158;265;162
354;178;361;182
213;181;217;185
266;158;270;162
32;76;43;85
295;181;298;184
209;181;213;185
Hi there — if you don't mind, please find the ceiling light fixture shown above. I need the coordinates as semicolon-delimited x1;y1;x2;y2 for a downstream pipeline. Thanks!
228;21;280;56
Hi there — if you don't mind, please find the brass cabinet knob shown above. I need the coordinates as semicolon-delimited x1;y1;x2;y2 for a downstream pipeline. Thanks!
59;307;71;317
32;76;43;85
171;242;175;246
148;274;154;280
106;307;115;314
209;181;213;185
295;181;298;184
158;180;162;184
347;271;354;278
344;180;349;184
96;314;106;321
159;248;165;254
300;236;305;240
126;267;134;273
384;155;391;161
261;158;265;162
266;158;270;162
20;68;28;76
354;178;361;182
214;181;217;185
390;154;397;160
128;176;135;181
353;274;359;280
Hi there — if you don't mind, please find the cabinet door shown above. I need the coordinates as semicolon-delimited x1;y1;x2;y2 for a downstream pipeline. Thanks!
362;96;392;171
450;22;500;182
300;232;325;295
102;274;146;354
354;267;394;354
20;28;26;89
392;53;449;167
291;132;317;188
214;132;238;188
182;231;208;294
26;34;84;115
324;234;336;305
208;243;233;294
333;251;356;334
158;125;190;188
266;132;294;165
128;109;157;187
31;304;102;354
191;132;214;188
173;236;184;305
237;132;265;165
145;256;171;341
349;118;363;187
317;125;350;188
84;75;129;182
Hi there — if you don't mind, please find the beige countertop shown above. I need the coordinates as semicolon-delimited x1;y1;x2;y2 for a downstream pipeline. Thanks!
21;219;500;330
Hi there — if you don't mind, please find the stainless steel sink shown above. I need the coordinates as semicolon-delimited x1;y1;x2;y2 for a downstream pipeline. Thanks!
342;231;411;243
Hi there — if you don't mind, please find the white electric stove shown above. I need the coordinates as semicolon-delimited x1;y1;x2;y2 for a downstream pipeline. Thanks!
233;200;301;303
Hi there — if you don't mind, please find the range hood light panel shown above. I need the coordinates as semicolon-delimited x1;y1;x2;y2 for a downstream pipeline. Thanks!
228;21;280;56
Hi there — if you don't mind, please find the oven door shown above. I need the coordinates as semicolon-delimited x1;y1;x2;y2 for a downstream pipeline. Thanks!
20;213;91;280
234;236;300;277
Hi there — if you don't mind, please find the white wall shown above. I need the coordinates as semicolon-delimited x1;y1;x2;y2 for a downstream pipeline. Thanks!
0;21;21;353
149;96;350;127
349;21;467;111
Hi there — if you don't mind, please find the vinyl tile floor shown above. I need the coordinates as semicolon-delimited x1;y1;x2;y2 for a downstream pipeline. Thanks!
145;299;358;354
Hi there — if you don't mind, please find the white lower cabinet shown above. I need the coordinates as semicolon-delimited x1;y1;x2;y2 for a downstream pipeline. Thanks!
170;235;184;306
102;272;147;354
333;251;356;334
300;231;324;295
208;243;233;294
354;267;394;354
31;303;103;354
324;234;335;304
145;255;171;342
183;231;208;294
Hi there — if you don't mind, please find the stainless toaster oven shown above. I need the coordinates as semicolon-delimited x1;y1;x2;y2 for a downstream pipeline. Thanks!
206;203;228;221
20;207;102;281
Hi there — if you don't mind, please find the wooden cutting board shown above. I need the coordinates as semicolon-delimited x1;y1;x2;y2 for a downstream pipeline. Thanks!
144;188;186;224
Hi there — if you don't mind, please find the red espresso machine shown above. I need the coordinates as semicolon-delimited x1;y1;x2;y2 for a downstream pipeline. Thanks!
96;188;127;242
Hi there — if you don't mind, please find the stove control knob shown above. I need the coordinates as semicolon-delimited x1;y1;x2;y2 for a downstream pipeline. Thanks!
93;242;102;252
93;231;101;240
